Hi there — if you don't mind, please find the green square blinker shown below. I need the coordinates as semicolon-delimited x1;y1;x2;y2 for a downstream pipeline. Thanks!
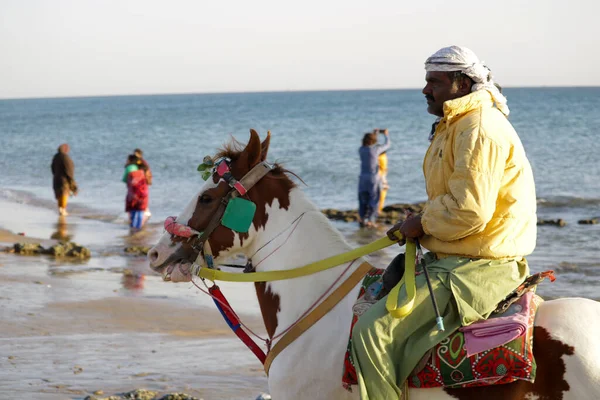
221;197;257;233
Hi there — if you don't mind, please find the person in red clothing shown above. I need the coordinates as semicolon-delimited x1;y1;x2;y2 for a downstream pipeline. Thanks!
124;155;149;230
133;148;152;222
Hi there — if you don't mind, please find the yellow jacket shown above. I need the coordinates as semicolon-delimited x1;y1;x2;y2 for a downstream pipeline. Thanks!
420;90;537;259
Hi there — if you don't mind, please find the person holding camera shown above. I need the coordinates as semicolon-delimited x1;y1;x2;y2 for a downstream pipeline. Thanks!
358;128;390;228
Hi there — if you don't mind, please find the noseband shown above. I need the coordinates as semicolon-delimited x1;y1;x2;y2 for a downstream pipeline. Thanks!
163;158;273;273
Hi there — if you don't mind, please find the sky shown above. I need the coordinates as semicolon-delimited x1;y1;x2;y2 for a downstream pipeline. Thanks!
0;0;598;99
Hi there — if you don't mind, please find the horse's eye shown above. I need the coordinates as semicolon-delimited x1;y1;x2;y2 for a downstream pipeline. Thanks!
198;194;213;204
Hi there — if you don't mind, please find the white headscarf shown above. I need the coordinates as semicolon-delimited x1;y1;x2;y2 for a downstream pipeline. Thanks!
425;45;509;116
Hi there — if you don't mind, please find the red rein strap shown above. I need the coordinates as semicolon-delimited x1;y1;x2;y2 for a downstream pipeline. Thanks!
209;285;267;364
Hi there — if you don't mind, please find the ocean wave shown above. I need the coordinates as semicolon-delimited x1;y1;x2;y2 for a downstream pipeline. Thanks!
0;187;123;224
552;261;600;277
537;195;600;209
0;187;55;209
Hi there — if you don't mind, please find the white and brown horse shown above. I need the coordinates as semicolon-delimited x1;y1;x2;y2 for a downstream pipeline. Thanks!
149;130;600;400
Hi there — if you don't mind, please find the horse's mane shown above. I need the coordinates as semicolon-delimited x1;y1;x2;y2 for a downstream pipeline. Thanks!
215;137;302;187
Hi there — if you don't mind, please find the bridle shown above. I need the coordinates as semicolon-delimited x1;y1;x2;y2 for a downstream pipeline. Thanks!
163;157;273;278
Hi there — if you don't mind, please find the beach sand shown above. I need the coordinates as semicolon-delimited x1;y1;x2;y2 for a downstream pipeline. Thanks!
0;199;270;400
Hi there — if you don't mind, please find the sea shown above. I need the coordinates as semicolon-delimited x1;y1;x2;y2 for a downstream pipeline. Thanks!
0;88;599;298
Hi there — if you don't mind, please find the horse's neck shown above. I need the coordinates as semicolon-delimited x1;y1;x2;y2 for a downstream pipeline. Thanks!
252;191;466;400
248;188;359;335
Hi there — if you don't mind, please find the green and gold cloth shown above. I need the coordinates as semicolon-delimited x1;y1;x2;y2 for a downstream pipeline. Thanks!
350;253;528;400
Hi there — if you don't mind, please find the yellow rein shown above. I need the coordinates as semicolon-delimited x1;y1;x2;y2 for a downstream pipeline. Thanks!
195;234;404;283
386;240;417;318
195;233;418;319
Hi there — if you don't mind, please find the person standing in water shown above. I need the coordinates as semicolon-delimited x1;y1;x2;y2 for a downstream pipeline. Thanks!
51;143;78;216
358;129;390;227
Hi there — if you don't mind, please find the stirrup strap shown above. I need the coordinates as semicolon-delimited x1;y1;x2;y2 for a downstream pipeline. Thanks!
264;261;373;375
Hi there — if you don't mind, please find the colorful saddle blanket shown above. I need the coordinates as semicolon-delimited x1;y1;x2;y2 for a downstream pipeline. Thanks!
342;269;553;391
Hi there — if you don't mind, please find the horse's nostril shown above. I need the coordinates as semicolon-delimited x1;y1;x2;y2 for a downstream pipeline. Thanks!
148;249;159;264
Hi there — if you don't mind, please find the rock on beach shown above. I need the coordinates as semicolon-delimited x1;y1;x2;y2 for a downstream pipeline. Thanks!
321;202;426;225
6;241;91;258
321;204;592;229
537;218;566;227
84;389;201;400
578;218;599;225
124;246;151;256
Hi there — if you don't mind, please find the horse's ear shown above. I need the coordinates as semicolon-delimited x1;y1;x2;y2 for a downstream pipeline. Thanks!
260;131;271;161
239;129;262;170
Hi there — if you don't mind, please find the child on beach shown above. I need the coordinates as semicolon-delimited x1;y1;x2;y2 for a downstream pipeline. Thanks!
123;155;149;230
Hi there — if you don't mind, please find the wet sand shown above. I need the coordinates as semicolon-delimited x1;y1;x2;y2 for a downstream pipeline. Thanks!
0;200;269;399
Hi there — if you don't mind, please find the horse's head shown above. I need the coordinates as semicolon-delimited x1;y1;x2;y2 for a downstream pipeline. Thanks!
148;129;296;282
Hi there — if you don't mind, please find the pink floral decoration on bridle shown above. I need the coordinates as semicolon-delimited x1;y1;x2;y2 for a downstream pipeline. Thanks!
164;216;202;238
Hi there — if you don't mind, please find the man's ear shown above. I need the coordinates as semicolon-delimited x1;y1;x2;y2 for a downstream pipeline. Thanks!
459;76;473;96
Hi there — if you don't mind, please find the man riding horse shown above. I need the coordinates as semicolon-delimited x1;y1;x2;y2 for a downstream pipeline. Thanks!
351;45;537;399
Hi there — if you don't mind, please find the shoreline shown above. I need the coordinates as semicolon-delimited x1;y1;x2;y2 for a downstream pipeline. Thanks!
0;252;268;399
0;199;269;399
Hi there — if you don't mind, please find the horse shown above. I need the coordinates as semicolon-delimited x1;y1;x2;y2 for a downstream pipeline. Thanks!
148;130;600;400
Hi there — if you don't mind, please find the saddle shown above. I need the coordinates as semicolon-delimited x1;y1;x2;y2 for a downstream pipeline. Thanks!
341;256;556;391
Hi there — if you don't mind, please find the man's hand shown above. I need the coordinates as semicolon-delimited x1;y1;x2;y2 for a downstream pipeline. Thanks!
386;221;405;245
387;214;424;244
400;214;424;238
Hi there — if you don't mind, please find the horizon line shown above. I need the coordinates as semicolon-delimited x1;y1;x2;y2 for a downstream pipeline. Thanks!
1;84;599;101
